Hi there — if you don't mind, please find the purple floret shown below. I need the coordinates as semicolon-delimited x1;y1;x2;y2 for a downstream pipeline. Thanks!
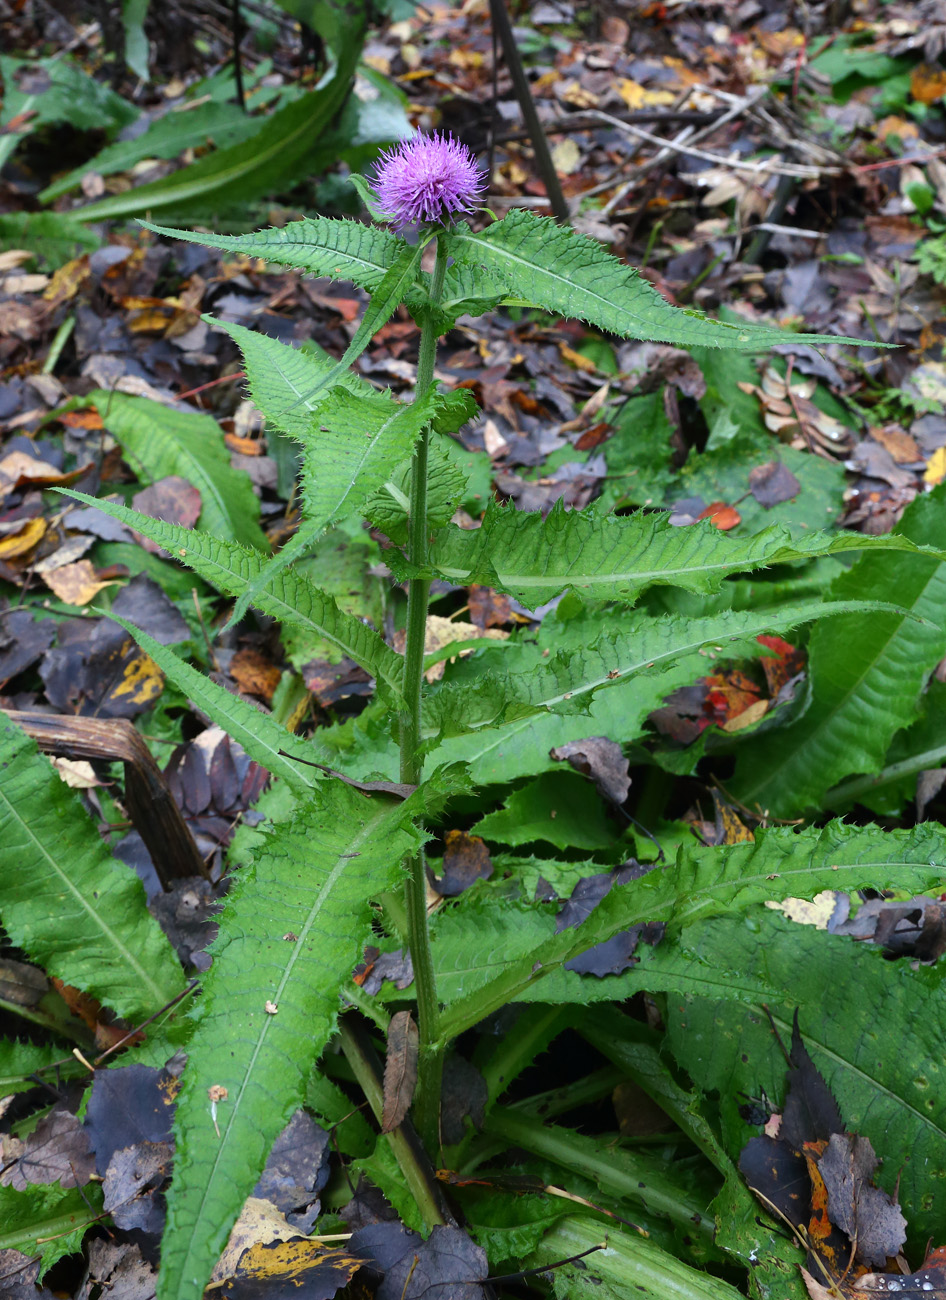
374;132;486;231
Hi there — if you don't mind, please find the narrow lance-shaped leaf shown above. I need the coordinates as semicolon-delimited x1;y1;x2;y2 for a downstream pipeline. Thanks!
142;216;405;292
85;390;268;551
437;820;946;1042
446;210;885;350
422;599;900;741
106;614;326;790
226;381;439;628
74;32;363;223
733;485;946;817
56;490;406;705
283;238;423;414
397;498;946;608
0;715;185;1022
156;781;421;1300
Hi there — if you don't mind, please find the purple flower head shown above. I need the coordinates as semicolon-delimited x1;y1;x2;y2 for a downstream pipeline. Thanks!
373;132;486;232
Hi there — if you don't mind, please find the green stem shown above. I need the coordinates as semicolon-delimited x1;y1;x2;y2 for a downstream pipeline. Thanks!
400;234;448;1154
336;1017;447;1232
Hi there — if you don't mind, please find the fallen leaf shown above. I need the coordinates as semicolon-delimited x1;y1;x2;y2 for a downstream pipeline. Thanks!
43;560;118;605
749;460;802;508
550;736;631;805
912;62;946;104
432;830;493;898
0;517;46;560
697;501;741;530
925;446;946;485
381;1011;419;1134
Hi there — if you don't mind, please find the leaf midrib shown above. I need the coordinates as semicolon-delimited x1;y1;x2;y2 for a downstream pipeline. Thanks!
175;798;400;1287
0;778;173;1012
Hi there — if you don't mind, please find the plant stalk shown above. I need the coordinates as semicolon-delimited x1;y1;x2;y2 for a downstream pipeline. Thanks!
336;1017;448;1232
400;234;448;1153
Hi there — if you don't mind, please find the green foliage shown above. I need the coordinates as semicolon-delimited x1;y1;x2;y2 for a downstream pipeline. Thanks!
0;53;139;138
733;486;946;816
446;211;884;349
0;212;100;268
0;716;185;1022
660;907;946;1249
58;491;406;703
436;822;946;1041
0;1183;105;1275
85;392;268;550
402;498;944;607
422;598;898;742
142;217;403;292
75;42;361;223
156;780;421;1300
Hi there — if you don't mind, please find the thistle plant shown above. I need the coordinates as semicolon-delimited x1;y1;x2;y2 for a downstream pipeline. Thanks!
53;132;933;1300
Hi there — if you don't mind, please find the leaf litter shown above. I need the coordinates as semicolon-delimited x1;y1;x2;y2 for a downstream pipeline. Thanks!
3;0;946;1295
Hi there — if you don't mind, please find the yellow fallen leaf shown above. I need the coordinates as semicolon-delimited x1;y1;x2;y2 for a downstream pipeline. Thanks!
43;560;117;606
925;446;946;486
419;615;508;683
0;516;46;560
551;138;582;175
617;79;675;110
766;891;840;930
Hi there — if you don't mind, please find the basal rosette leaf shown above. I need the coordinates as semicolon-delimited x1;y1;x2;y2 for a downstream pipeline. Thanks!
56;490;405;705
157;780;421;1300
0;715;185;1022
446;211;883;350
660;902;946;1248
76;33;363;223
400;499;946;608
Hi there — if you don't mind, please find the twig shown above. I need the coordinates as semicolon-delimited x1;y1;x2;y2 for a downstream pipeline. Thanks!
581;106;839;180
488;0;570;223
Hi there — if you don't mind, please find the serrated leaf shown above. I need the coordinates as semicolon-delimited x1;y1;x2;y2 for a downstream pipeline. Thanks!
365;438;469;543
85;391;267;550
0;716;185;1022
0;1183;105;1275
437;821;946;1041
289;238;423;408
56;491;405;705
733;486;946;816
230;380;437;627
144;215;403;289
660;905;946;1249
209;319;377;443
106;614;326;790
404;499;946;608
157;781;421;1300
0;1041;81;1100
447;211;881;349
421;599;894;742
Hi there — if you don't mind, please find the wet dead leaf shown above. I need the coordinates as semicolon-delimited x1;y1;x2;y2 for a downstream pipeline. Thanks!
381;1011;418;1134
433;830;493;897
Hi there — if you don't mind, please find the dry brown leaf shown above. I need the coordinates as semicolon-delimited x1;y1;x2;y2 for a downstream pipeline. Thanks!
43;561;118;606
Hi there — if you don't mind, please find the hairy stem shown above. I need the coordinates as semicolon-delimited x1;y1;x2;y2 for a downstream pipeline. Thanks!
400;234;448;1153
